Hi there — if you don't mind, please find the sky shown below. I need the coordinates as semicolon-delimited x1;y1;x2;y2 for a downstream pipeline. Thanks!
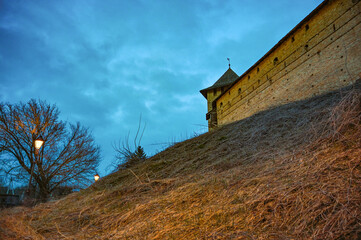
0;0;323;176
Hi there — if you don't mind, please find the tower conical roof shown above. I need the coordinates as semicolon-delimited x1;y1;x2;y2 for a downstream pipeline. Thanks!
200;68;239;98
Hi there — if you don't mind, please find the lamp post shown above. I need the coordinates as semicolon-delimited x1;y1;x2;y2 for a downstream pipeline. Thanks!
34;135;44;151
94;174;100;182
26;135;44;198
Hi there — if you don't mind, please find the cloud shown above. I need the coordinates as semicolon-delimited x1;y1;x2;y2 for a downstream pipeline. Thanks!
0;0;323;175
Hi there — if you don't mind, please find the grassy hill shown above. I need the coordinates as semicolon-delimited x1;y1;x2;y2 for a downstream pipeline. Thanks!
1;81;360;239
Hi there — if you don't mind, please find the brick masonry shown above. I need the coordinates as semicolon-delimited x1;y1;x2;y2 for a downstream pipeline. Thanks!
216;0;361;127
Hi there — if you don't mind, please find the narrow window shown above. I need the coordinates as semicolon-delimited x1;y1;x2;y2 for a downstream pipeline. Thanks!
213;89;217;96
238;88;242;94
273;57;279;65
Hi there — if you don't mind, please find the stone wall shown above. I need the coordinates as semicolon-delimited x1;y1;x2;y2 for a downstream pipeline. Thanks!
216;0;361;126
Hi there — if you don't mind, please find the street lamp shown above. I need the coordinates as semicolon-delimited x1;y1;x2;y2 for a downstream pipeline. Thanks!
94;174;100;182
26;134;45;202
34;135;44;150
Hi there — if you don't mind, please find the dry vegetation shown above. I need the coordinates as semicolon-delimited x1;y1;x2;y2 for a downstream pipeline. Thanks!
1;82;360;239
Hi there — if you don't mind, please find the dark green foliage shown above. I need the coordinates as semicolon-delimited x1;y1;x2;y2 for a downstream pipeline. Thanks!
116;145;147;169
134;146;147;160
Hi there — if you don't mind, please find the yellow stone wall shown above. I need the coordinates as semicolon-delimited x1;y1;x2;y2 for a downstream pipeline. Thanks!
206;88;224;130
207;89;222;112
216;0;361;126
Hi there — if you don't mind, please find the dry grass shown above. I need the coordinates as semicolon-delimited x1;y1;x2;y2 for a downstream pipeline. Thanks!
1;82;360;239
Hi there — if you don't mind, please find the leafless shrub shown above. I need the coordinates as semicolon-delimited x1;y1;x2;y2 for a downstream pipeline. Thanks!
113;116;147;169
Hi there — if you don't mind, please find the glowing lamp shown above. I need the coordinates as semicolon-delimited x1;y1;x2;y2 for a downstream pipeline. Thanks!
94;174;100;182
34;135;44;150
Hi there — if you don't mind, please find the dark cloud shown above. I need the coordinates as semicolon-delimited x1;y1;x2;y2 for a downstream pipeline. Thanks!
0;0;323;174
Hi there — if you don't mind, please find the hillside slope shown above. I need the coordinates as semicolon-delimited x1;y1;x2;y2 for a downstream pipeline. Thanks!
1;81;361;239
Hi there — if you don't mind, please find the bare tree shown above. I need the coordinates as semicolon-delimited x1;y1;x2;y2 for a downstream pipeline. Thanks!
0;99;100;201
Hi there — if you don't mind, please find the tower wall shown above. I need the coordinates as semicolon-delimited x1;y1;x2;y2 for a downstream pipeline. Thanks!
216;0;361;126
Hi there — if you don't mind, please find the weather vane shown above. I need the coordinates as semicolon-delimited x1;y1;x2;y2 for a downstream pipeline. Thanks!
227;58;230;68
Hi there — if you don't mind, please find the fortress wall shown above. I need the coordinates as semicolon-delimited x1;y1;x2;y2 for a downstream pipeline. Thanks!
217;0;361;126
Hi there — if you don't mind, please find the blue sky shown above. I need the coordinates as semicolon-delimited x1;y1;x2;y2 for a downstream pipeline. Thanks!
0;0;323;176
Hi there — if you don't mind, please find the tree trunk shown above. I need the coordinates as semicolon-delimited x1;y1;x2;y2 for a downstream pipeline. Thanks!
38;184;50;202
